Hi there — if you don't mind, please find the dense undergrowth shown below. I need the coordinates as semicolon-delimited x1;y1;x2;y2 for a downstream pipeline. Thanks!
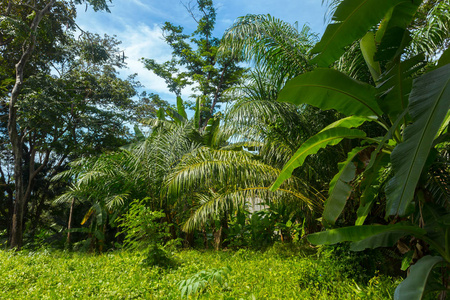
0;245;401;299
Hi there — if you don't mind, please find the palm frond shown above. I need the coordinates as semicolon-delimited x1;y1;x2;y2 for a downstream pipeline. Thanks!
182;186;323;232
409;0;450;59
220;14;317;78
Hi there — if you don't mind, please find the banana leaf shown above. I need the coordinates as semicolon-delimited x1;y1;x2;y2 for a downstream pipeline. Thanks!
376;54;425;119
360;32;381;82
394;256;444;300
311;0;405;67
270;128;366;191
438;48;450;68
355;153;390;225
278;68;382;117
320;116;373;132
324;146;369;225
308;223;426;246
374;0;422;62
386;64;450;216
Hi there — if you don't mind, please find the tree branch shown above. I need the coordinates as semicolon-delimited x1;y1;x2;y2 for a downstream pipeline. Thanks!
182;0;199;23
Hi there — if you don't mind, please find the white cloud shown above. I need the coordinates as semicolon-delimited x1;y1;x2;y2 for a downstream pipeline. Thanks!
117;23;173;95
116;23;202;103
74;0;328;105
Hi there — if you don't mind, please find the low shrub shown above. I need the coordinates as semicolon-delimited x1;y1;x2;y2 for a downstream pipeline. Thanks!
116;199;176;268
317;242;387;283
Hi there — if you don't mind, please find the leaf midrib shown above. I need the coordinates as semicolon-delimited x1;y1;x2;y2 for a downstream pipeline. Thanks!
314;0;372;58
282;132;364;174
291;83;380;116
395;76;450;214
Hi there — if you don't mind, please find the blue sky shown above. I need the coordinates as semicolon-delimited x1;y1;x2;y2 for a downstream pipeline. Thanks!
75;0;329;104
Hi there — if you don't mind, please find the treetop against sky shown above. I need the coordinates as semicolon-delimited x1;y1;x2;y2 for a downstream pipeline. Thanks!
75;0;328;105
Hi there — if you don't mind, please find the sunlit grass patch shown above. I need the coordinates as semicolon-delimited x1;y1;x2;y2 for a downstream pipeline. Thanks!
0;248;400;299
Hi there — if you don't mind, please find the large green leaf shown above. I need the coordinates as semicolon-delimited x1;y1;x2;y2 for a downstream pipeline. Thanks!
386;64;450;217
278;68;382;117
270;128;366;191
203;116;221;147
307;223;426;246
350;231;408;251
360;32;381;82
323;146;369;225
438;47;450;68
375;1;421;43
310;0;405;67
374;1;422;62
421;203;449;251
320;116;373;132
394;256;444;300
435;110;450;140
157;107;165;121
133;125;145;142
166;108;184;124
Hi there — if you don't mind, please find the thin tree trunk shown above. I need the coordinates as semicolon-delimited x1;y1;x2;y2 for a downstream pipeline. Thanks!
67;198;75;245
8;0;56;249
212;214;229;250
202;63;228;129
185;231;194;248
209;64;228;117
9;141;24;249
213;226;222;251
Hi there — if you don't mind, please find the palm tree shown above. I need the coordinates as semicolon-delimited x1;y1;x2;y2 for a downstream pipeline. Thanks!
53;107;204;249
220;15;344;189
220;14;318;80
164;143;324;248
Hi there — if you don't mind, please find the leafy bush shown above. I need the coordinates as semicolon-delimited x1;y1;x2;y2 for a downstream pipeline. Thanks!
317;242;386;283
142;243;177;268
116;199;176;268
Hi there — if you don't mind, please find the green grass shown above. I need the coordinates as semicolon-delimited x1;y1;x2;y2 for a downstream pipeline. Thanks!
0;248;400;299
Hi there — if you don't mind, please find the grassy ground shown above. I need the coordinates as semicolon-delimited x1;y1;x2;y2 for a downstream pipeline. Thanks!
0;247;400;299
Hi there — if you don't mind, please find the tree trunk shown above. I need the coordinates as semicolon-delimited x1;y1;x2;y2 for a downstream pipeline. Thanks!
202;63;228;129
213;226;222;251
213;214;229;250
185;231;194;248
8;0;56;249
67;198;75;245
9;141;24;249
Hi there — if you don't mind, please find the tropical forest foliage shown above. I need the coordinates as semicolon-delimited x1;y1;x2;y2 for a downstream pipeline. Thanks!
0;0;449;299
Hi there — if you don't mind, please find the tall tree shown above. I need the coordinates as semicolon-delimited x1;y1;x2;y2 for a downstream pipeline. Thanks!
142;0;245;128
0;0;130;249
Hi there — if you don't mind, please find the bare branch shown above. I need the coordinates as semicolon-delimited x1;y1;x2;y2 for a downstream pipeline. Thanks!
181;0;199;23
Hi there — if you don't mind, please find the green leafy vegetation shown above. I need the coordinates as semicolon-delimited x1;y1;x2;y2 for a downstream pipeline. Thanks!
1;0;449;298
0;248;400;299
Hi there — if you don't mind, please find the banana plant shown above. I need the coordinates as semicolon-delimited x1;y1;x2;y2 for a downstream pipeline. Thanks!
270;0;450;298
